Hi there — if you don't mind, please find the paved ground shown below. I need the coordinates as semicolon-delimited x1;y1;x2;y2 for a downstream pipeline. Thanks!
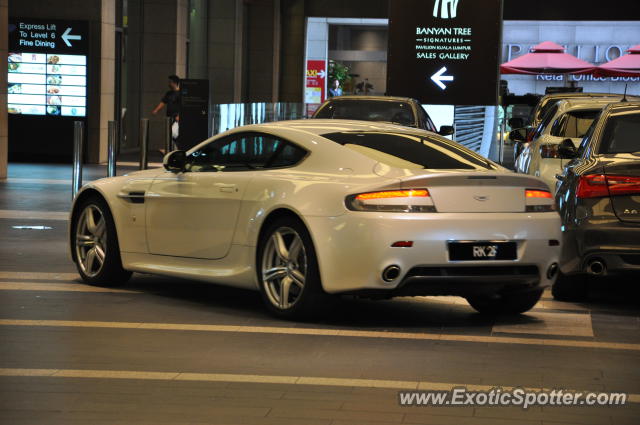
1;163;639;425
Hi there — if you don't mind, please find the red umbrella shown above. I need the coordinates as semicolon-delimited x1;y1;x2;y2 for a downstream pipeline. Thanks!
595;44;640;77
500;41;595;75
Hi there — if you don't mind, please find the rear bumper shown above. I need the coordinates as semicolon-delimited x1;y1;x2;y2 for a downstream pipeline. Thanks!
344;265;544;298
305;212;562;295
561;221;640;275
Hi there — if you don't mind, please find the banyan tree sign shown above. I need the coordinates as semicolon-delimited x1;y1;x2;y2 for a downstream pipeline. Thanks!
387;0;503;105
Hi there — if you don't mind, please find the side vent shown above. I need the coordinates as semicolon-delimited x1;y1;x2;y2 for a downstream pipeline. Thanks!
118;191;146;204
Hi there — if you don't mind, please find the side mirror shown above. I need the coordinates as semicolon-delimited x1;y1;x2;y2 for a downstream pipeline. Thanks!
508;117;525;129
509;128;527;142
163;150;187;173
557;138;577;159
438;125;455;136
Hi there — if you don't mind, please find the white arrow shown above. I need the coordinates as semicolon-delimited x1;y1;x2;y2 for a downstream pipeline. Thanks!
61;27;82;47
318;69;326;79
430;66;454;90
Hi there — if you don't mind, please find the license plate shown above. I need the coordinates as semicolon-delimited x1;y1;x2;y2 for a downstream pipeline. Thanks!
448;241;517;261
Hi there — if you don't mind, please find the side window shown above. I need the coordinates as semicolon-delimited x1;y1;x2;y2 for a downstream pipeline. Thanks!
560;109;600;138
550;114;567;137
535;99;555;124
187;133;307;172
533;104;558;140
576;112;602;158
269;143;308;167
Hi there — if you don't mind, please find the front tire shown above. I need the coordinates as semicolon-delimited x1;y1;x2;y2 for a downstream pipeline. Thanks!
466;289;543;315
257;217;329;319
72;196;131;286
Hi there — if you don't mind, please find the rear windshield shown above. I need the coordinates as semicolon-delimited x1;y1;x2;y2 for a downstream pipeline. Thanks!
598;112;640;154
314;100;417;127
322;131;495;170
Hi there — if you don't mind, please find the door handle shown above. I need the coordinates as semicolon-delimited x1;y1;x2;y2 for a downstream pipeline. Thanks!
217;184;237;193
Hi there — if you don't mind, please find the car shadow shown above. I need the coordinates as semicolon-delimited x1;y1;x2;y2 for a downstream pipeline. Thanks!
118;273;544;332
110;272;640;332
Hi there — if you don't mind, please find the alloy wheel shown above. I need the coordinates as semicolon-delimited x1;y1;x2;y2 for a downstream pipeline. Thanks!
75;204;107;278
261;227;307;310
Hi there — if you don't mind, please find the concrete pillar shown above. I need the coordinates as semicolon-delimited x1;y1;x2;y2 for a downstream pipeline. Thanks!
279;0;305;102
207;0;242;104
246;0;277;101
98;0;116;164
176;0;189;78
0;0;7;179
188;0;209;79
272;0;281;103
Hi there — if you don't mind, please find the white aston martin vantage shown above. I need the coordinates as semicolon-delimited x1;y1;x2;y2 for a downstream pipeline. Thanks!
70;120;561;318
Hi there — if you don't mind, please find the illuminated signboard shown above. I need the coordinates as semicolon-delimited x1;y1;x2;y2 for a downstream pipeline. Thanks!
8;18;88;117
387;0;502;106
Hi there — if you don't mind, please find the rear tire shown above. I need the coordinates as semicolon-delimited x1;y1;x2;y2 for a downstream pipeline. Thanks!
466;289;543;315
552;272;588;301
257;217;330;320
71;196;132;286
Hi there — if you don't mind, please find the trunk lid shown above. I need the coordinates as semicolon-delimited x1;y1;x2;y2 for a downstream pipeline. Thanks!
398;171;549;213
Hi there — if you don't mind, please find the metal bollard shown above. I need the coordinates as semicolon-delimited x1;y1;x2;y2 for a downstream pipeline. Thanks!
499;116;506;165
139;118;149;170
164;117;172;155
107;120;117;177
72;121;85;199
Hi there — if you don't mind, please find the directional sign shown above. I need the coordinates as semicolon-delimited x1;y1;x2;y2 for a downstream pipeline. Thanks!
305;60;327;104
8;18;89;117
430;66;454;90
61;27;82;47
387;0;503;105
9;18;89;54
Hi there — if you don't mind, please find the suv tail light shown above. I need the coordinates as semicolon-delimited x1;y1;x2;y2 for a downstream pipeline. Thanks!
577;174;640;198
540;144;560;158
606;175;640;196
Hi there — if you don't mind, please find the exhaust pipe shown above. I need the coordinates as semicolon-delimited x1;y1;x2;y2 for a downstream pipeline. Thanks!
585;259;606;276
382;265;401;282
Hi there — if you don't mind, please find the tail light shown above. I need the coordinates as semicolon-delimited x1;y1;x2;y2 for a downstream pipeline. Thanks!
577;174;640;198
540;144;560;158
606;175;640;196
525;189;555;212
346;189;436;212
526;189;553;199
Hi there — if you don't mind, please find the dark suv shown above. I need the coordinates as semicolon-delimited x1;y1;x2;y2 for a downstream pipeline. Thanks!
553;101;640;299
312;96;454;136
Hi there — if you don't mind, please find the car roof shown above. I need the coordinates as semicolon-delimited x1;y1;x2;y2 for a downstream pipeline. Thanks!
321;95;418;103
555;97;627;111
236;119;435;137
540;92;639;101
603;101;640;113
